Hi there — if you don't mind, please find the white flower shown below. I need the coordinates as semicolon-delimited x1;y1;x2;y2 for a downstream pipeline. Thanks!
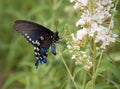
69;0;117;71
71;33;76;41
83;54;87;58
89;61;92;66
92;25;118;49
73;0;88;10
84;65;91;71
74;2;81;9
67;45;72;49
72;55;76;59
112;34;118;38
76;10;91;27
77;0;88;6
80;51;86;55
76;28;87;40
70;0;74;3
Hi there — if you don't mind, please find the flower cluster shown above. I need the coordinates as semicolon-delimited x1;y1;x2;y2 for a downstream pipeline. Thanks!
70;0;117;49
67;45;92;71
68;0;117;71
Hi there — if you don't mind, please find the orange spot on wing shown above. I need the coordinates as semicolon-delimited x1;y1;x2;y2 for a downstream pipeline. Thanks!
37;47;40;51
37;42;41;46
46;52;48;55
40;36;44;40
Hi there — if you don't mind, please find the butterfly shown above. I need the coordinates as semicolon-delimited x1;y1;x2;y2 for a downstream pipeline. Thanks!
14;20;59;68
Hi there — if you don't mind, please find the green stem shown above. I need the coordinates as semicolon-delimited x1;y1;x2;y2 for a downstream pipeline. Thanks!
92;40;96;89
82;71;87;89
95;52;103;75
92;44;103;89
61;56;78;89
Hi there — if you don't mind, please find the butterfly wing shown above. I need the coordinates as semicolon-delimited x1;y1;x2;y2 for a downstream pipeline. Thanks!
14;20;55;68
14;20;54;45
33;35;52;68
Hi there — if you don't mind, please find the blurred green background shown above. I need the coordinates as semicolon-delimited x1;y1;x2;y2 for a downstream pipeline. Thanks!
0;0;120;89
0;0;77;89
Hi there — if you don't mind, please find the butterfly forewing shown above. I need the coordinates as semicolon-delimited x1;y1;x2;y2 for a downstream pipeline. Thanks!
14;20;54;45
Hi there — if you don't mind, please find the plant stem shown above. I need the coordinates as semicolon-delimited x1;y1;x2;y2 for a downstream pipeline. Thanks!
61;56;78;89
95;52;103;75
82;71;87;89
92;40;96;89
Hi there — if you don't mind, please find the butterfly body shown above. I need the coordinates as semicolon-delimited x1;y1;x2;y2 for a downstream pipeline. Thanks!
14;20;59;68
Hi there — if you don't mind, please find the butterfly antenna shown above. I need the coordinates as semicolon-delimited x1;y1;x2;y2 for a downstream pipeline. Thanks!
55;20;59;31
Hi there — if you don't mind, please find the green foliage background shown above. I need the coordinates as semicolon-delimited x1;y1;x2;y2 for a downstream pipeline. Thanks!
0;0;120;89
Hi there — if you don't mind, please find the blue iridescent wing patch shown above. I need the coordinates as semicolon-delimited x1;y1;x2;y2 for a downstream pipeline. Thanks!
34;36;49;68
14;20;59;68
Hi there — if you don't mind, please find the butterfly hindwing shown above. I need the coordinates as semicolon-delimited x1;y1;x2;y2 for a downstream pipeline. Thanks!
34;35;50;68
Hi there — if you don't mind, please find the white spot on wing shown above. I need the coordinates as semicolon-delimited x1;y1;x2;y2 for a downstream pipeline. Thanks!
35;40;38;44
34;52;38;55
34;47;36;50
29;38;32;41
27;36;29;38
36;57;39;60
32;41;36;44
25;33;27;36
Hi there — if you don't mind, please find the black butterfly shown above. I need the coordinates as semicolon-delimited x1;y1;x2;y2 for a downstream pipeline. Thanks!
14;20;59;68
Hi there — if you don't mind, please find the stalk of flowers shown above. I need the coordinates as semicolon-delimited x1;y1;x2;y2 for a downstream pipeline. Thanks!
68;0;118;71
67;43;92;71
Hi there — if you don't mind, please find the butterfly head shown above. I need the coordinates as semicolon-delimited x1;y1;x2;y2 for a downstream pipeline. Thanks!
52;31;59;42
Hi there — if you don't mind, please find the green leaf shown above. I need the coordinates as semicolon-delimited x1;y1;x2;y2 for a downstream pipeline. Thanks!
96;82;110;89
85;81;92;89
98;59;120;79
73;67;82;79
